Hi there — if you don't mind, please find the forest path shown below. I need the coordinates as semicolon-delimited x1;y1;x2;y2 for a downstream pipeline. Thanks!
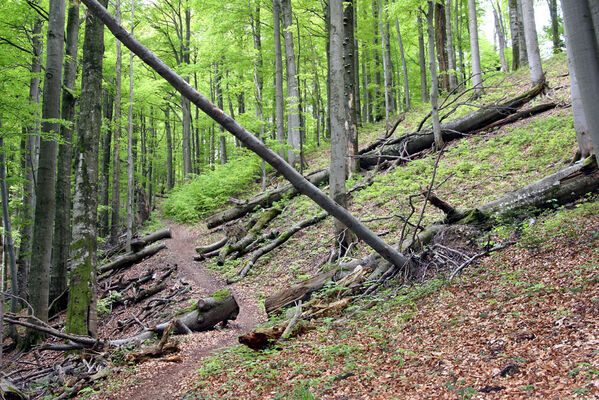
96;221;264;400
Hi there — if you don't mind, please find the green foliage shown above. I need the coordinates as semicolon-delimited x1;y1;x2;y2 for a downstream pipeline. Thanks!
97;292;123;316
163;151;262;223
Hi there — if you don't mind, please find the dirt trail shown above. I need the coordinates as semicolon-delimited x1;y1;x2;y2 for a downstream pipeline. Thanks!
95;221;264;400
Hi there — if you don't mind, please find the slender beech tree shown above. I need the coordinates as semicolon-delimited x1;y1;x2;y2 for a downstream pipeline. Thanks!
273;0;286;160
427;2;443;150
394;17;410;110
508;0;521;70
492;2;509;73
165;106;174;189
418;14;428;102
51;0;80;313
27;0;65;337
65;0;108;337
99;83;114;236
329;0;351;252
445;0;457;90
126;0;135;251
110;0;123;243
378;0;390;127
18;14;43;302
279;0;301;168
468;0;483;96
562;0;599;154
344;0;359;174
521;0;544;86
517;0;528;67
547;0;563;53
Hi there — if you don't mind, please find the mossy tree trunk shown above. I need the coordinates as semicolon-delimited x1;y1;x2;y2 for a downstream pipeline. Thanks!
65;0;108;337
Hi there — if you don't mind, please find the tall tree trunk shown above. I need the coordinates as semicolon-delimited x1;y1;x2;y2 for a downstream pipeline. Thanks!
517;0;528;67
344;0;359;174
561;0;599;154
0;133;18;316
371;1;383;120
165;107;174;190
111;0;122;243
427;2;443;150
329;0;352;252
181;4;192;179
273;0;286;160
18;15;43;303
493;2;509;73
418;14;428;102
521;0;544;86
456;0;466;83
509;0;521;70
51;0;80;313
435;1;449;91
250;0;266;189
547;0;562;53
65;0;107;337
445;0;457;90
279;0;301;168
126;0;135;252
99;85;113;237
383;0;396;111
27;0;65;336
215;62;227;164
378;0;390;127
468;0;483;96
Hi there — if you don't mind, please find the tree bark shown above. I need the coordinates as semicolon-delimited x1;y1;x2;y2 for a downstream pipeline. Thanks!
493;2;509;73
547;0;562;53
344;0;359;175
508;0;521;70
126;0;135;253
273;0;286;160
395;18;410;110
28;0;65;333
100;85;114;237
81;0;412;270
445;0;457;90
517;0;528;67
65;0;108;337
0;134;18;316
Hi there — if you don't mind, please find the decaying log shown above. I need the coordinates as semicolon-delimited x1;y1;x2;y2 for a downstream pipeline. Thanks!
99;242;166;275
217;207;282;265
230;212;329;283
195;236;227;254
205;168;329;229
360;82;547;168
130;228;172;253
470;102;557;135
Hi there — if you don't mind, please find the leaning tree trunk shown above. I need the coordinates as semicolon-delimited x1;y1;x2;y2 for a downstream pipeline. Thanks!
28;0;66;335
65;0;108;338
82;0;411;270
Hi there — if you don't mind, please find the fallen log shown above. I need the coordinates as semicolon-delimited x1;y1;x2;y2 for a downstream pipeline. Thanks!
217;207;282;265
205;168;329;229
98;242;166;275
195;236;227;254
359;81;547;168
469;102;557;135
264;157;599;315
229;212;329;283
130;228;172;253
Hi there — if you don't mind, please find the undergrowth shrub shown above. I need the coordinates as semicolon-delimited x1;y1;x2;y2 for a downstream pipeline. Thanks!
163;151;263;223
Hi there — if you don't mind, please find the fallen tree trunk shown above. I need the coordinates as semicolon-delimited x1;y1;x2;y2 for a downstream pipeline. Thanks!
359;82;547;168
99;242;166;275
217;207;282;265
130;228;172;253
230;212;329;283
9;291;239;349
264;157;599;315
195;236;227;254
469;102;557;135
205;169;329;229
